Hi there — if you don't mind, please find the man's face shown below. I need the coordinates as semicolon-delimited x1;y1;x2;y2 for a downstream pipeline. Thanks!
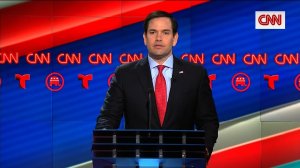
143;17;178;60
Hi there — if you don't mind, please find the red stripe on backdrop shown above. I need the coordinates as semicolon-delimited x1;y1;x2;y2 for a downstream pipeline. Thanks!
261;128;300;167
208;128;300;168
0;0;208;55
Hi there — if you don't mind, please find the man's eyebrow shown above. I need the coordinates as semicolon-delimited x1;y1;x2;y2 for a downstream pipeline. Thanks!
148;29;171;32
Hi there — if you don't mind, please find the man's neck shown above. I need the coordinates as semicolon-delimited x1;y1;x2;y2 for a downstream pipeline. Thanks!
149;54;172;65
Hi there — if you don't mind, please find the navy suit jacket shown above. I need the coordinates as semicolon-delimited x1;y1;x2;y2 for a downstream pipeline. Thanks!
96;56;219;154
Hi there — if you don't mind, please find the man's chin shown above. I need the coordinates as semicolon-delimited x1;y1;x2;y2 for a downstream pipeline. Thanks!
149;53;169;60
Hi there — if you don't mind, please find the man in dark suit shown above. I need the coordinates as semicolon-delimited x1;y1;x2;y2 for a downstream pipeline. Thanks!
96;10;219;158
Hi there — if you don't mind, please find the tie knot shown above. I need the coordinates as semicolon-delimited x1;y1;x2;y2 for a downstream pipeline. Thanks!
157;65;165;73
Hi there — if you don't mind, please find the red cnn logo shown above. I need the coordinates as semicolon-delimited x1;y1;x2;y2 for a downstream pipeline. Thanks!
259;14;282;25
255;11;285;29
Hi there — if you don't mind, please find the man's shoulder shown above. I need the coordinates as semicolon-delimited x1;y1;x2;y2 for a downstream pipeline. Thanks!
175;56;206;71
116;57;146;72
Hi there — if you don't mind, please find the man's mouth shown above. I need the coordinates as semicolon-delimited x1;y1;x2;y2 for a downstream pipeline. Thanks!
154;44;164;48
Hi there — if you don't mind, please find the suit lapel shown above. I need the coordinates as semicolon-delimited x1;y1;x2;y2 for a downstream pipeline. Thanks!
135;58;153;94
163;57;184;127
135;57;161;128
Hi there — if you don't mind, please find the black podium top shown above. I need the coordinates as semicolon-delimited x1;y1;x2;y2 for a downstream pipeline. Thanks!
93;129;206;159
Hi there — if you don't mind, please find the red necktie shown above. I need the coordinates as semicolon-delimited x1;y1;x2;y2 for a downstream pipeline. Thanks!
155;65;167;126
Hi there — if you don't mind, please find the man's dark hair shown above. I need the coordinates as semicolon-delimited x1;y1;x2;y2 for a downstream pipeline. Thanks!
144;10;178;35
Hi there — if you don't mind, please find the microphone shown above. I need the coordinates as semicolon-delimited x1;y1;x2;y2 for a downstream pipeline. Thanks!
147;88;154;130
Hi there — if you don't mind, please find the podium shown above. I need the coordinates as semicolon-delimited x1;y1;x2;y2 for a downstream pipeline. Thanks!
92;129;206;168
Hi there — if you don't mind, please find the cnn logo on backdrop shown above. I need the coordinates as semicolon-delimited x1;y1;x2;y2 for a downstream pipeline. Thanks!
255;11;285;29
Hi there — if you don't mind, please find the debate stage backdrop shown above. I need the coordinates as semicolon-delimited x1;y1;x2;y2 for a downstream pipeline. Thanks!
0;0;299;168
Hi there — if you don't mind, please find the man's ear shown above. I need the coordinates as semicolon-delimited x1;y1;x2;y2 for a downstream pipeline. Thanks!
143;33;147;46
173;33;179;47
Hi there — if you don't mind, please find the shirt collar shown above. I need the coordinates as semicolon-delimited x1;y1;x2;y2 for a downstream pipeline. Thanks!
148;55;174;69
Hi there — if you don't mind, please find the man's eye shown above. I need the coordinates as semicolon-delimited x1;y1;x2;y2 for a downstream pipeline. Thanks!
149;31;155;34
163;31;170;35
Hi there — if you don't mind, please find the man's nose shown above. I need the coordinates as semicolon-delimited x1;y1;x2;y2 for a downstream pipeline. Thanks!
156;33;162;41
